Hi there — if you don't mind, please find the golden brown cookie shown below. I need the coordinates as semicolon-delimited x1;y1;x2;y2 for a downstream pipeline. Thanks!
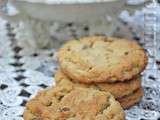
58;36;148;83
117;88;143;109
55;69;141;99
23;86;125;120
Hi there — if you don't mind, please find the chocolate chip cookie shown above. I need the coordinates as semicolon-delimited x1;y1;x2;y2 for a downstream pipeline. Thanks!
58;36;148;83
55;69;141;99
23;86;125;120
117;88;143;109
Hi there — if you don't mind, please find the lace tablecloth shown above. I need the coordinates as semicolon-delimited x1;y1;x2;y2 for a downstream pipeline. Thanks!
0;15;160;120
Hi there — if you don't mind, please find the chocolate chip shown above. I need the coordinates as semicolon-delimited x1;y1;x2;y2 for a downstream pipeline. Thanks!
46;102;52;106
67;47;71;51
124;52;129;55
89;67;92;70
58;95;64;101
59;107;70;112
89;42;94;48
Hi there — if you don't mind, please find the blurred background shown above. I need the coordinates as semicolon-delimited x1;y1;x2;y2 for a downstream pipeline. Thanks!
0;0;153;49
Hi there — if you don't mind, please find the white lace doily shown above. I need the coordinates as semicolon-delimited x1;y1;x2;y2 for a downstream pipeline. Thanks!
0;13;160;120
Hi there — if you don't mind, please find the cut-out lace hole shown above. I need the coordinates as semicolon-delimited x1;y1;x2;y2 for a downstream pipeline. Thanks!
20;100;27;106
49;53;54;57
19;89;31;97
15;69;26;73
14;75;26;81
148;76;156;81
156;60;160;65
10;62;24;67
14;55;22;60
83;26;89;31
0;84;8;90
39;84;48;88
20;83;29;87
32;53;39;57
13;46;22;53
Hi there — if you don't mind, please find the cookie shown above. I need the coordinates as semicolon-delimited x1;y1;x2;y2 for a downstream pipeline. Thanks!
117;88;143;109
58;36;148;83
23;86;125;120
55;69;141;99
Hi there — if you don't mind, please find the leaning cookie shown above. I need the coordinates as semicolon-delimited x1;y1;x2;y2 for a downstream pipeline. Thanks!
58;36;148;83
55;69;141;99
23;86;125;120
117;88;143;109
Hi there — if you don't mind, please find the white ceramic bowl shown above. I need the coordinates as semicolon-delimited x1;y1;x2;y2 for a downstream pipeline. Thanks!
0;0;145;49
11;0;125;22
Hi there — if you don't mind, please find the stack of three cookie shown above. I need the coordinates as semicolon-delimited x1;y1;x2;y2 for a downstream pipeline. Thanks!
56;36;148;109
23;36;147;120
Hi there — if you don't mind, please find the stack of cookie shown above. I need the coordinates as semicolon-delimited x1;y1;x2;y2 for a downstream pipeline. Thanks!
56;36;148;109
23;36;147;120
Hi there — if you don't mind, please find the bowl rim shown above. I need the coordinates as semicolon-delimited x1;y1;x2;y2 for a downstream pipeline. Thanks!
14;0;120;5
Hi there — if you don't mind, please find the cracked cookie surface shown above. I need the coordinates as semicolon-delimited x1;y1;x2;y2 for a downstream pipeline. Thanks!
55;69;141;99
58;36;148;83
23;86;125;120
